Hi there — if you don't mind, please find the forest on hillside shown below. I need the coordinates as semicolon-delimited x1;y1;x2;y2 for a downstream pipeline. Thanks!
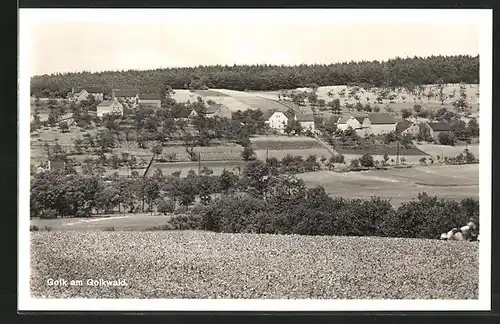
30;55;479;98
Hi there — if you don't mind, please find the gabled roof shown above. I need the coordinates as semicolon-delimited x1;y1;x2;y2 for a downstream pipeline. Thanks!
206;104;226;114
337;115;367;124
396;120;413;134
428;122;451;131
367;113;396;124
296;113;315;122
139;94;162;100
97;100;115;107
113;89;139;97
263;108;294;121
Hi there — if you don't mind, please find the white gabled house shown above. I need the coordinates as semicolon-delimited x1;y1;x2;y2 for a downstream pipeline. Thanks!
263;109;294;133
97;100;124;117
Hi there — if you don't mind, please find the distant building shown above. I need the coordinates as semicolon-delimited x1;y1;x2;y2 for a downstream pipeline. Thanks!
205;103;232;119
97;100;124;117
336;115;370;132
263;109;294;134
138;94;162;109
295;113;316;132
112;89;139;106
366;113;397;135
396;120;420;137
68;87;105;102
427;122;451;139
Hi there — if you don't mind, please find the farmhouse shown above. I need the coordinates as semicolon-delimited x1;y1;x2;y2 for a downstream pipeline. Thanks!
396;120;420;137
295;113;316;132
97;100;124;117
205;103;232;119
112;89;139;106
138;94;162;109
427;122;451;139
336;115;370;132
68;87;105;102
366;113;397;135
263;109;294;133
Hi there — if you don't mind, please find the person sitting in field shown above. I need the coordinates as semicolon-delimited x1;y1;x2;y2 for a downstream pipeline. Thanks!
440;228;464;241
440;221;478;241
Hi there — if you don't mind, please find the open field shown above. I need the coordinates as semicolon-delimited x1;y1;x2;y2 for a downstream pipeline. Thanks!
416;143;480;159
297;164;478;207
250;135;333;160
193;84;480;116
30;231;478;299
30;214;172;231
335;146;427;156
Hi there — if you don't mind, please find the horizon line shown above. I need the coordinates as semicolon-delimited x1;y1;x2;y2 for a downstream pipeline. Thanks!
31;53;480;78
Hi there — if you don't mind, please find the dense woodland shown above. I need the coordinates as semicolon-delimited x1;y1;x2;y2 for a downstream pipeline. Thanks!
30;55;479;98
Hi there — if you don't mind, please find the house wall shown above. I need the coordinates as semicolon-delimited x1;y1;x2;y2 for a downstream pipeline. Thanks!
370;124;396;135
266;112;288;132
355;127;372;137
97;102;124;117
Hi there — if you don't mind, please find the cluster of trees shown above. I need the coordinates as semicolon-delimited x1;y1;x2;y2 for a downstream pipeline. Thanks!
30;166;241;218
166;185;479;240
31;55;479;96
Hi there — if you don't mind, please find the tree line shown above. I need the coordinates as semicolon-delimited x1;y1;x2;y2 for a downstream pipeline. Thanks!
31;55;479;97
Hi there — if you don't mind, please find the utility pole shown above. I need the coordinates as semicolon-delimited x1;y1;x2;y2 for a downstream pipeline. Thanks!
198;152;201;174
266;148;269;161
396;137;400;166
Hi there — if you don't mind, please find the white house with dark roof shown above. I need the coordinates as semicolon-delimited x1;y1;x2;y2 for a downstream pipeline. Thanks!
138;94;162;109
263;109;294;133
366;113;397;135
295;113;316;132
97;100;124;117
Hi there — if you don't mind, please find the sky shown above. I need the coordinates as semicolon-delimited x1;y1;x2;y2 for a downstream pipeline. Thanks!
23;9;481;76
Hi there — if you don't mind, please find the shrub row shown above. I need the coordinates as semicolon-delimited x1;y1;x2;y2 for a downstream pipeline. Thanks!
164;191;479;240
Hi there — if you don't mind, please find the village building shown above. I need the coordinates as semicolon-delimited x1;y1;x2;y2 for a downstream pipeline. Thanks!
96;100;124;117
205;103;232;119
366;113;397;135
112;89;139;106
396;119;421;137
336;115;370;132
138;94;162;109
263;109;294;134
427;122;452;139
68;87;105;102
295;113;316;132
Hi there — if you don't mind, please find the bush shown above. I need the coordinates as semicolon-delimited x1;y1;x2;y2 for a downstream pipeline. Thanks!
103;227;115;231
164;213;203;230
158;199;175;215
30;225;39;231
359;154;374;167
39;209;59;219
241;146;256;161
164;190;478;240
438;132;457;146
